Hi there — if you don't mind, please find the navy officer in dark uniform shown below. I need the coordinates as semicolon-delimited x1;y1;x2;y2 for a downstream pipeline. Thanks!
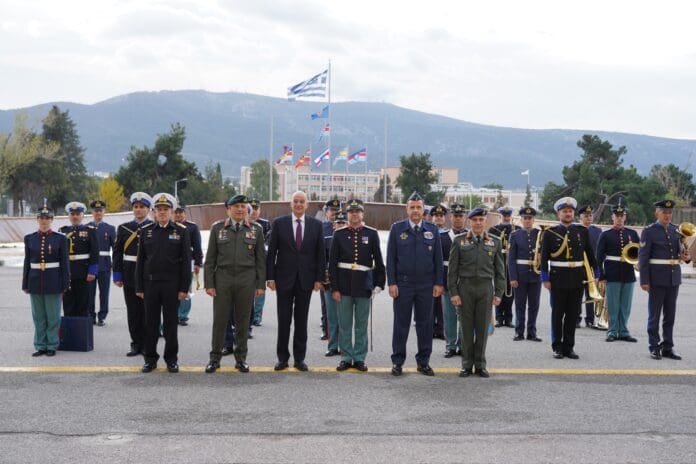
387;191;444;376
577;204;603;327
87;200;116;326
60;201;99;317
540;197;597;359
173;204;203;325
429;204;448;341
638;199;690;360
319;198;341;340
249;198;271;326
508;206;543;342
488;206;519;327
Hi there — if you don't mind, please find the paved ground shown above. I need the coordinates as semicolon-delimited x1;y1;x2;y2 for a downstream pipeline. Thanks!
1;264;695;463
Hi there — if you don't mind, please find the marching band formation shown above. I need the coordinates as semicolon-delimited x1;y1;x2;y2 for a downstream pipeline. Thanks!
22;191;693;376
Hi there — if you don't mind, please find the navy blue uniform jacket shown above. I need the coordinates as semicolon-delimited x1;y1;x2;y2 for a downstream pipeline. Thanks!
387;220;444;287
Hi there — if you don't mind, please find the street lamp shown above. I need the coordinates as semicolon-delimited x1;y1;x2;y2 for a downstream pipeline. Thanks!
174;178;188;201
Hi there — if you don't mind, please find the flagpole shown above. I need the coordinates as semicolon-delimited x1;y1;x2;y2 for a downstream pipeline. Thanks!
327;59;332;201
364;144;368;201
383;118;388;203
268;116;274;201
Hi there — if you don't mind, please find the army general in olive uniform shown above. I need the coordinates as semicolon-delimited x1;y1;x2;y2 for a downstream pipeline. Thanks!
204;195;266;373
448;208;505;378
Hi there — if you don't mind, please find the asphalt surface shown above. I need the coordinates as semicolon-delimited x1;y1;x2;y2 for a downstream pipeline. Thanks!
1;265;695;463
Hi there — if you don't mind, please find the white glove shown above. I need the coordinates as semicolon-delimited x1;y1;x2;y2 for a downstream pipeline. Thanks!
372;287;383;296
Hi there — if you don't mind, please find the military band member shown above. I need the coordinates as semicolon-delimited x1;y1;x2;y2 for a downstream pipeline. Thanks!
173;204;203;326
329;200;385;371
638;199;690;360
443;204;468;357
320;199;341;340
430;205;448;341
323;210;347;357
578;205;603;328
448;208;505;378
135;193;191;373
596;204;639;343
541;197;597;359
113;192;152;357
204;195;266;373
60;202;99;317
488;206;519;327
508;207;543;342
249;198;271;326
87;200;115;326
387;192;444;377
23;200;70;357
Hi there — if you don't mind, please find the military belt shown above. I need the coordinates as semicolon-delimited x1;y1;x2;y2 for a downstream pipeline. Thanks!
549;260;583;268
649;259;680;265
69;254;90;261
123;255;137;262
30;262;59;270
99;251;111;256
516;259;533;265
443;260;449;266
338;262;373;272
605;255;624;262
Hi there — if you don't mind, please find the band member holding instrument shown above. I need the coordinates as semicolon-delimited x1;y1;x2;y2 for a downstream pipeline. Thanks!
541;197;598;360
596;204;639;343
508;206;543;342
638;199;691;360
488;206;519;328
577;205;603;328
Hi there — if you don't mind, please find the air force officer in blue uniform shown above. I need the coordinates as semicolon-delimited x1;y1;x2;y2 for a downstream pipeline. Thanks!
387;192;444;376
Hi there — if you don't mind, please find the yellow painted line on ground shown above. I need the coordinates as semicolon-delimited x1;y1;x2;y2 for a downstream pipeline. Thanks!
0;366;695;375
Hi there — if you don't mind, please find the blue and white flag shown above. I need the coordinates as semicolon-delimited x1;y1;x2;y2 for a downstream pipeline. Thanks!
288;69;328;101
310;105;329;120
313;148;330;167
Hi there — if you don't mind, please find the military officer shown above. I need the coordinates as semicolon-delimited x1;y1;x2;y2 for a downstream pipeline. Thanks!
204;195;266;373
60;201;99;317
429;205;448;341
638;199;690;360
173;204;203;326
23;200;70;357
541;197;597;359
113;192;153;357
508;206;543;342
488;206;519;327
387;191;444;376
329;200;385;371
443;204;468;357
135;193;191;373
249;198;271;326
323;210;347;357
87;200;116;326
596;204;639;343
448;208;505;378
320;199;342;340
577;205;603;328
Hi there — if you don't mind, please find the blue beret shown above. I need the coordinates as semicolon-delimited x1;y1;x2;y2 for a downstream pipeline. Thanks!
468;207;487;219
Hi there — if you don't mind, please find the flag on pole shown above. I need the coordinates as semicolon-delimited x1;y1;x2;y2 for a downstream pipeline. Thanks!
287;69;328;100
521;169;530;176
317;123;331;142
333;147;349;165
275;145;294;165
310;105;329;120
313;149;330;167
347;148;367;164
295;148;311;168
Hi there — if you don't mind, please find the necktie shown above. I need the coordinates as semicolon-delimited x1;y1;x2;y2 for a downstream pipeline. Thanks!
414;224;420;234
235;223;240;232
295;219;303;249
477;235;481;244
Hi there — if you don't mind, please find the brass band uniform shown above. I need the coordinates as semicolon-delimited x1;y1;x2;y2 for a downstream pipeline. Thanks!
488;206;519;327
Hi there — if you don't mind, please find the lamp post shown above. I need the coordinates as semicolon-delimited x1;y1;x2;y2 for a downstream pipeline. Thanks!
174;178;188;201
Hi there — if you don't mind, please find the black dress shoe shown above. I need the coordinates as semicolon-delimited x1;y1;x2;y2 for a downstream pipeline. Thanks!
513;334;524;341
353;361;368;372
97;320;105;327
221;346;233;356
32;350;47;357
274;361;289;371
391;364;403;376
455;348;462;356
553;350;564;359
433;333;446;340
167;363;179;373
527;336;542;342
650;350;662;360
476;367;490;378
444;349;457;358
459;368;472;377
494;321;502;328
252;320;262;327
620;335;638;343
126;347;142;357
320;334;328;341
178;319;188;326
336;361;352;371
235;361;250;372
325;349;340;357
142;362;157;373
575;321;582;328
92;319;97;325
293;361;309;372
45;350;56;356
565;351;579;359
417;364;435;376
585;321;593;328
205;361;220;373
662;350;682;360
606;335;617;342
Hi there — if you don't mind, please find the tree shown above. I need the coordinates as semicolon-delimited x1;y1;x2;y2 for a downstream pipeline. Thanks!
395;152;440;204
455;194;484;210
493;189;507;209
482;182;504;190
524;183;533;207
373;174;393;203
182;162;236;205
98;177;126;212
650;164;696;207
246;159;279;201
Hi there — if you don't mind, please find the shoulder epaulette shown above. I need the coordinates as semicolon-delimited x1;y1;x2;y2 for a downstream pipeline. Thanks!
175;222;187;229
86;224;95;229
211;219;224;227
140;222;154;229
363;225;377;231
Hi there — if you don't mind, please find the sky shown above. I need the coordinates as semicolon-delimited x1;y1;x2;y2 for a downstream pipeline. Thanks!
2;0;696;139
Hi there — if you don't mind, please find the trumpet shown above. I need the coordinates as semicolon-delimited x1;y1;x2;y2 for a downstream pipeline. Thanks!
678;222;695;257
621;242;640;265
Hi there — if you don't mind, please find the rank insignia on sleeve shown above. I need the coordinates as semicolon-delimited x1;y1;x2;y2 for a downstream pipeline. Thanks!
400;232;408;240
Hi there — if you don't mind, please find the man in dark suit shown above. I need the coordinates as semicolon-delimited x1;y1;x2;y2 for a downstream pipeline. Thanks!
266;191;326;371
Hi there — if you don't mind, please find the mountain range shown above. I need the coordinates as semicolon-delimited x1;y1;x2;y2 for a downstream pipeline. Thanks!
1;90;695;189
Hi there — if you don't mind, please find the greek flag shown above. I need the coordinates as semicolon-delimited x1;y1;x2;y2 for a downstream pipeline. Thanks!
288;69;328;101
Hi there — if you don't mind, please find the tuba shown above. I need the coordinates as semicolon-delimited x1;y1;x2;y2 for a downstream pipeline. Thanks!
532;225;547;274
678;222;695;257
621;242;640;265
